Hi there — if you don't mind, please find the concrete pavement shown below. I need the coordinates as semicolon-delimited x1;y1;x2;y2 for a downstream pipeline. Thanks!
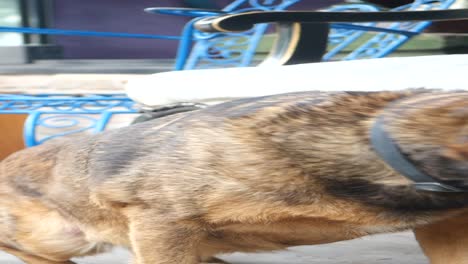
0;232;428;264
0;59;173;94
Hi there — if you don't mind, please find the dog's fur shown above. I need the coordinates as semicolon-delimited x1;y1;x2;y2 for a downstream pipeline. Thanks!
1;90;468;264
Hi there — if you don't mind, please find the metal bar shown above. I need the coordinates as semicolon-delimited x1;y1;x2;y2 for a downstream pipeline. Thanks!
94;112;113;133
331;23;419;36
0;26;183;40
23;111;40;147
175;19;198;70
19;0;31;44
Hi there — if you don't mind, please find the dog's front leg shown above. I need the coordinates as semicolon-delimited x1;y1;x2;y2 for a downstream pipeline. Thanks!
414;212;468;264
129;213;203;264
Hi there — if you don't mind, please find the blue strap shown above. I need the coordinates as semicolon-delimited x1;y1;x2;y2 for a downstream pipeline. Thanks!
0;26;183;40
370;115;464;192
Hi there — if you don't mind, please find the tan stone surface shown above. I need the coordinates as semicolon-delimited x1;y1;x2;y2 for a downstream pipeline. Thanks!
0;74;141;94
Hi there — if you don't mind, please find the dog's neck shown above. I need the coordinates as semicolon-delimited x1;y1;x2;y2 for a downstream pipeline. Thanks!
371;112;464;192
371;92;468;192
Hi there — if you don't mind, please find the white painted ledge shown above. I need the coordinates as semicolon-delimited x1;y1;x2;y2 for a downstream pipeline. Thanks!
125;55;468;107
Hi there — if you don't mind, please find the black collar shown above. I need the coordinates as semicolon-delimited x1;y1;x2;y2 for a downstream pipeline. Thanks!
370;115;464;193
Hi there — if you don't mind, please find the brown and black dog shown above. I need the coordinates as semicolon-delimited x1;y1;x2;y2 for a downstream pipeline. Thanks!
1;90;468;264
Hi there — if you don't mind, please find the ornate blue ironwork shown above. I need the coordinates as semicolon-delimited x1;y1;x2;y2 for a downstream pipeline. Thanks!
0;94;138;147
1;1;305;148
324;4;380;61
0;94;136;113
148;0;302;70
325;0;455;61
0;0;457;148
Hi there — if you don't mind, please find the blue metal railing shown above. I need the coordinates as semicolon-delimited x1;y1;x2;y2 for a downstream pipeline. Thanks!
0;94;138;147
0;1;303;147
0;26;182;40
0;0;456;147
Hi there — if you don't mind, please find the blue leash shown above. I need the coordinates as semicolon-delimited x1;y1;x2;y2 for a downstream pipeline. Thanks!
0;26;183;40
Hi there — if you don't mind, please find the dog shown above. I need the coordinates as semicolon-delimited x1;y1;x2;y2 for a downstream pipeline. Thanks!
1;89;468;264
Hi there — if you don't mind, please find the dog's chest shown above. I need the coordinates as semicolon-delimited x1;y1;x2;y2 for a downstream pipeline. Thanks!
207;219;367;251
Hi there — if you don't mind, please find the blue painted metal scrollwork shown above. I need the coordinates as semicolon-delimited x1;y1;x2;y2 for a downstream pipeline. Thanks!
181;0;301;69
0;94;136;112
325;0;455;61
324;4;380;61
1;0;457;148
0;94;138;147
1;0;305;148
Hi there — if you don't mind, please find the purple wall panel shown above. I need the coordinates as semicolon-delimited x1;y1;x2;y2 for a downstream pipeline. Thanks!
52;1;342;59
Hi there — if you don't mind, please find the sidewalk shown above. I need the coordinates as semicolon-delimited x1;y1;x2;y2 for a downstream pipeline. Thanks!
0;74;141;94
0;232;428;263
0;59;175;75
0;74;138;94
0;59;175;94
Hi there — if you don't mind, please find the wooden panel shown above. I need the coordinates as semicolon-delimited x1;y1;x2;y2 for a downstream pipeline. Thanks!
0;114;26;160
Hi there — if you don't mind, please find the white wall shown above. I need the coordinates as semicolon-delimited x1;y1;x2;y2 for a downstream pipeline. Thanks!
0;0;23;46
